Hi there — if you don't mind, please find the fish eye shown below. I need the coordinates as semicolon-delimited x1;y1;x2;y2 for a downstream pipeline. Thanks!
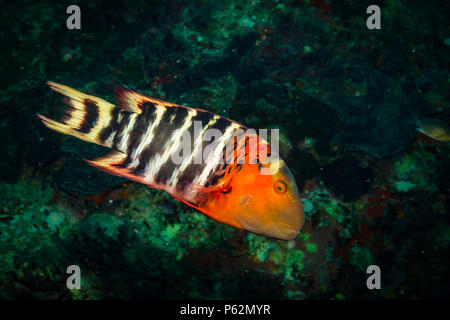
273;181;287;194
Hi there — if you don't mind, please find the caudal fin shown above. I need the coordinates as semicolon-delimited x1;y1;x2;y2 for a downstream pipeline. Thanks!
38;81;116;146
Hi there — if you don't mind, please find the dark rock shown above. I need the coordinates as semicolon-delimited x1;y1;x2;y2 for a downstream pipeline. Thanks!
323;63;417;158
56;158;126;195
321;156;374;202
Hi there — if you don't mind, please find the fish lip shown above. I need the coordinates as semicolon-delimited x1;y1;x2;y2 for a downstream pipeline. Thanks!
236;215;301;240
276;219;301;232
274;222;300;240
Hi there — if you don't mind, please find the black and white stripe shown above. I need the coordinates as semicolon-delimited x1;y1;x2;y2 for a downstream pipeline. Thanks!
77;99;99;134
98;102;247;202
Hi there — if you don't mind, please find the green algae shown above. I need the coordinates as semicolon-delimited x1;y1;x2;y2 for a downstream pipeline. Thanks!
0;179;54;217
302;189;347;225
245;232;307;286
334;293;345;300
301;198;314;213
161;223;183;242
393;181;417;192
248;235;278;263
392;150;439;192
305;243;318;254
299;232;311;242
349;245;374;273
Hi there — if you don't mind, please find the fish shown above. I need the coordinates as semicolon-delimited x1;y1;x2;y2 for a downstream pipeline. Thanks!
413;116;450;142
409;110;450;142
38;82;304;240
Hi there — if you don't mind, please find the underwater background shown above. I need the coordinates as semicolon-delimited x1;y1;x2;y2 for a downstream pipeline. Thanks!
1;0;449;299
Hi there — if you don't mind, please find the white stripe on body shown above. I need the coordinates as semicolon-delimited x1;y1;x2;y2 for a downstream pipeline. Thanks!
167;115;220;192
193;123;241;187
116;113;138;153
103;131;116;147
128;105;166;168
143;109;197;185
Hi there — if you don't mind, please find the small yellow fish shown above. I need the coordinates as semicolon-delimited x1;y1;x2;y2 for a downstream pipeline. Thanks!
414;116;450;142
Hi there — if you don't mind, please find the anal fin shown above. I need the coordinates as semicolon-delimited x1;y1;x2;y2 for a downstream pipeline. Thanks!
84;150;148;185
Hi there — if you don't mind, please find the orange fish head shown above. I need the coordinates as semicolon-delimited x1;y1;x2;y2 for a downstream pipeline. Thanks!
208;158;304;240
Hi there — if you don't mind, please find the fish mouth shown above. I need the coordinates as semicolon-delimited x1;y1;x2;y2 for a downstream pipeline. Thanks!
274;205;304;240
235;209;302;240
238;216;299;240
274;221;300;240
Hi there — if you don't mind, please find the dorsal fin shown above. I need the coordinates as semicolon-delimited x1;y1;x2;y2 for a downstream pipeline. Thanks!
114;87;182;114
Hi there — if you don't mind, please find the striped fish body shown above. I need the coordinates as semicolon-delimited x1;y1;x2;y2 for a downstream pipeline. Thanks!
39;82;304;240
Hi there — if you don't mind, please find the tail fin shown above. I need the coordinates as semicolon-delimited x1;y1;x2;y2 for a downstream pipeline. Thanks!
38;82;116;146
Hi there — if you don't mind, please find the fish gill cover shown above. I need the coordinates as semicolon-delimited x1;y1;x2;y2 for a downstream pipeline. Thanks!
0;0;449;300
